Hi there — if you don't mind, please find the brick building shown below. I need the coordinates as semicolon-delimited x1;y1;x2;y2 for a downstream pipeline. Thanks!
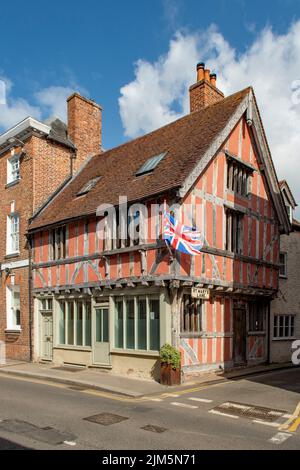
270;180;300;363
27;64;290;381
0;93;102;360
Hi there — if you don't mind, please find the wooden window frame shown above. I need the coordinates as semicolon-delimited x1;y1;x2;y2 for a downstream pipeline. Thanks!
226;156;252;197
180;294;203;336
279;252;287;278
225;208;244;254
51;226;66;260
248;301;267;333
273;314;296;339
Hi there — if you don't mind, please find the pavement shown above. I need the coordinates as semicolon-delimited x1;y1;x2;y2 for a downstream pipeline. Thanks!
0;360;168;397
0;359;296;398
0;367;299;450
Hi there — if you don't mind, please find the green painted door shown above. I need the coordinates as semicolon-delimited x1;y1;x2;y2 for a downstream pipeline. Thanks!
93;307;110;365
41;312;53;360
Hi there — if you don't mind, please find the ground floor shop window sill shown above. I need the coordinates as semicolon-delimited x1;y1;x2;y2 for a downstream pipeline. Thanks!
111;349;159;357
54;345;92;352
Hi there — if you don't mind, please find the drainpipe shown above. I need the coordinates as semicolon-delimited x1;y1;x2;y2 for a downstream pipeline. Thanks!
70;149;77;176
267;301;271;365
28;234;33;362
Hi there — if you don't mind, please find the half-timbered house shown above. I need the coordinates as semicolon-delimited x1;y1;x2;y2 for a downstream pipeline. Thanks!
28;64;290;381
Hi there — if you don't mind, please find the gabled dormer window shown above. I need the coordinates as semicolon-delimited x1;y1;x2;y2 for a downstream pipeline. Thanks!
7;155;20;184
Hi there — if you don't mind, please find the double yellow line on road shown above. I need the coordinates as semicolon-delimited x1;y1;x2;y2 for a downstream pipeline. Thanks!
280;402;300;433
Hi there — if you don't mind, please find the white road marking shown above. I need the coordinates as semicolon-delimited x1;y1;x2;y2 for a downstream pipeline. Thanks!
222;402;250;410
282;414;292;419
171;402;198;409
162;393;180;398
252;420;281;428
268;411;283;417
269;432;292;445
149;398;163;402
209;410;239;419
188;398;213;403
63;441;76;446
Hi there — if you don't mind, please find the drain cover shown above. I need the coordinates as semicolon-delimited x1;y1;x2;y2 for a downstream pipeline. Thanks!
141;425;168;433
83;413;129;426
211;402;286;422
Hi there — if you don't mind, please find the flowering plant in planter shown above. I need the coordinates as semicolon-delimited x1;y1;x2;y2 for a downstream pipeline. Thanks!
159;343;181;385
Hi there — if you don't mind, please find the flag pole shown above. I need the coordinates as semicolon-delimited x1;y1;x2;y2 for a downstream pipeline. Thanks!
163;199;174;261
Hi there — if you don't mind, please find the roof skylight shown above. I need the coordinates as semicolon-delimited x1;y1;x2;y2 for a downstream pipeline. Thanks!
76;176;101;197
135;152;167;177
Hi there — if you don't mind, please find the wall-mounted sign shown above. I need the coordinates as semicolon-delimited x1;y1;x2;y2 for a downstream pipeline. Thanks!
191;287;210;300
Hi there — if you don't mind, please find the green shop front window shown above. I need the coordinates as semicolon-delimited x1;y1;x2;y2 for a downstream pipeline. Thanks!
114;295;160;352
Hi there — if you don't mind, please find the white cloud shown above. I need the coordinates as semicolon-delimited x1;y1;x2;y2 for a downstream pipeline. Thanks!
35;86;74;121
0;79;84;132
0;77;42;130
119;22;300;216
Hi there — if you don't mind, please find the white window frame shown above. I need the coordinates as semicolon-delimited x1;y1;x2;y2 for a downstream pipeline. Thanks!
6;214;20;255
279;252;287;278
273;314;296;340
7;155;20;184
6;285;21;330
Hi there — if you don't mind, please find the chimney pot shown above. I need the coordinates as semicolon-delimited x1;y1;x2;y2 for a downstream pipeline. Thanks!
196;62;205;82
210;73;217;87
189;63;224;112
204;69;211;82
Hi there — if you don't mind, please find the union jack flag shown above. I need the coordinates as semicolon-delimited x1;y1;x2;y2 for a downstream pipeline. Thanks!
163;211;204;256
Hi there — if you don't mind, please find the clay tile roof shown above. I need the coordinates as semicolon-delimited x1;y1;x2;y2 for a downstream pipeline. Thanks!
29;87;250;231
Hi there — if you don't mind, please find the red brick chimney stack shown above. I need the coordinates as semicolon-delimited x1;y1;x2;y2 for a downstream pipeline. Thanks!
189;62;224;113
67;93;102;172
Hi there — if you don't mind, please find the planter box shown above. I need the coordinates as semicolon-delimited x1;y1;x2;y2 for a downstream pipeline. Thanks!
160;363;181;386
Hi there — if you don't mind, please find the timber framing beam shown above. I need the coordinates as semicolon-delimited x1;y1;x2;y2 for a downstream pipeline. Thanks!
33;275;276;299
32;241;280;271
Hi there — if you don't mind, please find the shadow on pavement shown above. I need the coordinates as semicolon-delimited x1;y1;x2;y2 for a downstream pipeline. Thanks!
230;366;300;394
0;436;31;450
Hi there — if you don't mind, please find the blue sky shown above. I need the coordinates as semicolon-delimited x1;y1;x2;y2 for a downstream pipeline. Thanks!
1;0;300;211
0;0;299;147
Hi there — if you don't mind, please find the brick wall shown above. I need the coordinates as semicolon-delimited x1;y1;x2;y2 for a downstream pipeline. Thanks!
31;135;72;212
0;143;34;360
270;228;300;363
67;93;102;172
0;134;79;360
189;79;224;112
